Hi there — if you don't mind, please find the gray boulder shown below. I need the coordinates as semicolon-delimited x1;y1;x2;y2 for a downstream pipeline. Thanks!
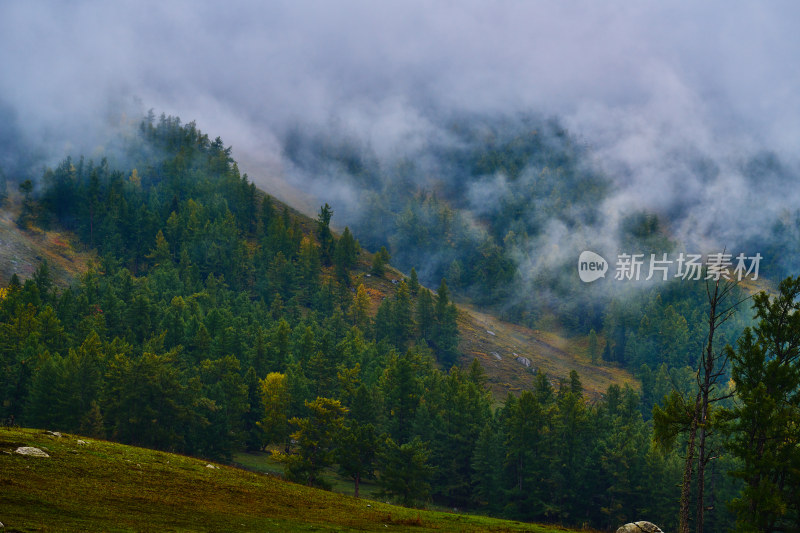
15;446;49;457
616;522;663;533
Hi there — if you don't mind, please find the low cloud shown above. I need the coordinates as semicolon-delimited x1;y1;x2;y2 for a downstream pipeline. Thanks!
1;0;798;270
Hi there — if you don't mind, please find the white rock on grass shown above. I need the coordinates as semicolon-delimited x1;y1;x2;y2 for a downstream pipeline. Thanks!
15;446;49;457
616;522;663;533
205;463;219;469
515;356;532;368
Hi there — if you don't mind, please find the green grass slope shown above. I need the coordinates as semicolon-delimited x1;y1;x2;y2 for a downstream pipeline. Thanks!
0;428;578;533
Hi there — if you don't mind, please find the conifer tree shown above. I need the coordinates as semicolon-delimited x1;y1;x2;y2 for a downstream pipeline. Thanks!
243;367;265;451
416;288;435;342
392;281;414;348
337;421;379;498
333;228;358;285
284;397;347;488
432;279;459;367
350;283;371;328
378;436;434;507
371;246;390;277
316;203;334;266
723;276;800;532
472;419;504;511
409;267;420;295
258;372;290;448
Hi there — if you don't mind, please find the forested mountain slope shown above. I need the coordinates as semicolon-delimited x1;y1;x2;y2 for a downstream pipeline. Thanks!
0;115;740;531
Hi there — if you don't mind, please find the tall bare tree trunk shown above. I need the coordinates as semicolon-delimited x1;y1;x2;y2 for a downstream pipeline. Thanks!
695;279;719;533
680;404;699;533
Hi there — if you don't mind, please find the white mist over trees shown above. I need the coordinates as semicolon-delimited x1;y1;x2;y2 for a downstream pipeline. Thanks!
2;1;800;299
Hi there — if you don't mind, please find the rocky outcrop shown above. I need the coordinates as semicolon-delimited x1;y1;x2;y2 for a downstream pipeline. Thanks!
616;522;663;533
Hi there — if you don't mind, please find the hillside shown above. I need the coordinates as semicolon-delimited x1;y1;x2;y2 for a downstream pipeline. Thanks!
0;427;577;533
457;306;635;400
0;193;94;287
0;178;635;403
357;262;636;400
0;117;687;530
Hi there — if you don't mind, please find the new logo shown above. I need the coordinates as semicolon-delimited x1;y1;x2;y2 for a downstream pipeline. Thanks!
578;251;608;283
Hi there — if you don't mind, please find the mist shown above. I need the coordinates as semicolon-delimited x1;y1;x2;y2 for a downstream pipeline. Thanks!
2;0;799;292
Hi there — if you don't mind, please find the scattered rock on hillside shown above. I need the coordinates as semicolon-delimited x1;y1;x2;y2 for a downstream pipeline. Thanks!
491;352;502;360
77;439;88;446
44;430;62;438
206;463;219;469
616;521;663;533
15;446;49;457
515;356;531;368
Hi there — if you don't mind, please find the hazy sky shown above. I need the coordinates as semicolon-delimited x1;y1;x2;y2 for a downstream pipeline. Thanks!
1;1;799;244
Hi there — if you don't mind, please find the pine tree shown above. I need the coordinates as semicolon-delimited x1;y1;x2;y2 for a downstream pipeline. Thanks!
350;283;371;328
79;400;105;438
337;421;378;498
259;195;274;234
33;261;54;304
333;227;358;285
409;267;420;296
258;372;290;448
501;389;555;520
432;279;459;367
378;436;434;507
371;246;390;277
316;203;334;266
472;420;504;511
381;350;424;444
243;367;265;451
551;374;590;520
284;397;347;488
723;276;800;532
392;281;414;348
416;288;435;342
